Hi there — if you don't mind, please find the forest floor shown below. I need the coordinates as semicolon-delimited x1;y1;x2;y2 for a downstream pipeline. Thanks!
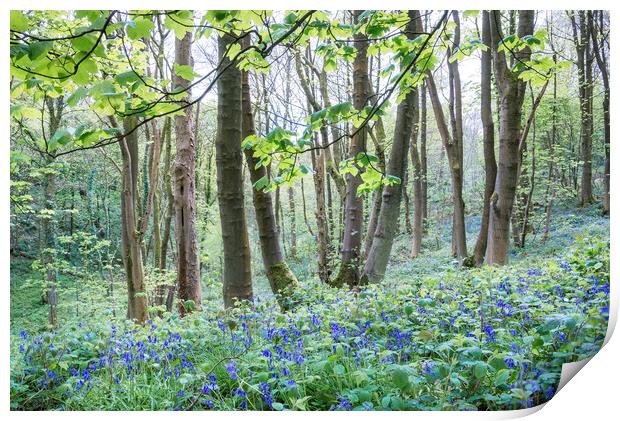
10;204;610;410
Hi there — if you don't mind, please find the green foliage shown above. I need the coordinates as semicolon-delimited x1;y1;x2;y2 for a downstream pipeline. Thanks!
10;230;609;410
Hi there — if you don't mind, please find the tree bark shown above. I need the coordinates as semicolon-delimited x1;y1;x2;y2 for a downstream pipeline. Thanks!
241;57;298;301
173;32;202;315
589;11;610;214
216;32;253;308
41;97;63;328
425;12;467;262
118;116;148;323
570;11;594;206
331;10;370;288
362;11;421;283
485;10;535;265
472;11;497;266
410;80;427;257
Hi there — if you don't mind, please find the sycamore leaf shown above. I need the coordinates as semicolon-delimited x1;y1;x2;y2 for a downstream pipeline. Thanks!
174;64;198;82
126;17;154;40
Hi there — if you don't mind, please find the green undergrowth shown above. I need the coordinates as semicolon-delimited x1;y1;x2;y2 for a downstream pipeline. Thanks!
10;222;609;410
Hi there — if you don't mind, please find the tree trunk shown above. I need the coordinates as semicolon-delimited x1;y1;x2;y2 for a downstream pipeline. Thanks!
570;11;594;206
118;116;148;323
410;123;424;258
426;76;466;261
486;10;535;265
472;11;497;266
589;11;610;214
331;10;369;288
362;11;421;283
173;32;202;315
159;118;175;311
287;187;297;258
310;136;331;283
216;32;253;308
241;59;298;301
41;97;63;328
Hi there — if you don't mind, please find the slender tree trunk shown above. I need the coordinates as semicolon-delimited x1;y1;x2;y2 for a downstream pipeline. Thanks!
590;11;610;214
287;187;297;259
216;32;252;308
41;97;63;328
570;11;594;206
473;11;497;266
241;59;298;301
410;126;424;258
159;118;175;311
402;170;413;235
173;32;202;315
520;110;536;248
332;10;369;288
362;11;421;283
310;136;331;282
42;159;58;328
118;116;148;323
425;12;467;262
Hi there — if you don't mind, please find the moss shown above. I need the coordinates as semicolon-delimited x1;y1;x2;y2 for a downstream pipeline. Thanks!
266;261;299;311
329;264;359;289
267;261;298;296
462;255;476;268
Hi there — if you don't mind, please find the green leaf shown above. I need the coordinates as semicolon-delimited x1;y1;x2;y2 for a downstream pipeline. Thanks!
165;11;194;39
71;34;99;53
474;362;487;379
174;64;197;82
10;11;29;32
494;369;511;386
115;70;140;86
393;368;410;391
28;41;53;61
253;175;270;192
67;87;89;107
126;17;154;40
333;364;346;375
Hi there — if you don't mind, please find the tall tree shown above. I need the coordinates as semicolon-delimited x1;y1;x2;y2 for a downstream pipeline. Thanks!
294;52;332;281
589;10;610;215
486;10;535;265
40;96;64;328
217;32;253;307
331;10;370;288
569;11;594;206
472;11;497;266
410;81;427;257
241;42;299;302
363;10;421;283
426;11;467;262
173;31;202;315
117;116;148;323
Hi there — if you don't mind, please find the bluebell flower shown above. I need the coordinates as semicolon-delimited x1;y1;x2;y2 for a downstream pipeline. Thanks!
333;393;352;411
362;401;374;410
225;361;238;380
483;324;496;342
259;382;273;408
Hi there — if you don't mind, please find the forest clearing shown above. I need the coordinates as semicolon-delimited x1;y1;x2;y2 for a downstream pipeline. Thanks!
9;9;610;411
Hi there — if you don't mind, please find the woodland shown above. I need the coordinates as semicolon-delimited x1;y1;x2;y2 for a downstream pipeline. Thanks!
9;10;610;411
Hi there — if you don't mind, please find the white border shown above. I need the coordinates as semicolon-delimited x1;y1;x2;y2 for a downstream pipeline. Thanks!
3;2;618;420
